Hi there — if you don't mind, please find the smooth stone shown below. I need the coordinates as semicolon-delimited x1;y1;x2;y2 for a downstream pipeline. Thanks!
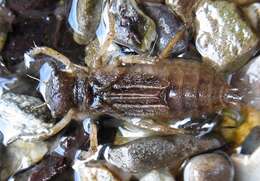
140;169;175;181
195;0;259;73
68;0;102;45
143;2;189;56
166;0;202;28
184;152;234;181
231;55;260;110
242;3;260;32
0;140;47;180
241;126;260;154
232;146;260;181
96;0;157;54
229;0;259;5
104;135;224;173
0;93;54;145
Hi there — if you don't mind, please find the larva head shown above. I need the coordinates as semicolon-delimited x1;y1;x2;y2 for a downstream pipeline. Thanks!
39;62;76;117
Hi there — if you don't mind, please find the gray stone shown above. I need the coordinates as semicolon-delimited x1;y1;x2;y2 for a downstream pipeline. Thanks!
184;152;234;181
241;126;260;154
195;0;259;73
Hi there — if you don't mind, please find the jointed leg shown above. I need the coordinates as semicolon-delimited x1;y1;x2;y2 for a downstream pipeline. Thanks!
117;55;158;65
157;30;185;61
24;46;89;73
89;120;98;152
125;117;190;135
75;118;99;162
21;108;76;141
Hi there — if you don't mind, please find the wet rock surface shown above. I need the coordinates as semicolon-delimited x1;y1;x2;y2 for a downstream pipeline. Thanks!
96;0;157;54
142;3;189;56
68;0;102;45
229;0;259;5
242;3;260;33
14;154;69;181
195;0;259;73
140;169;175;181
13;122;89;181
2;1;85;66
241;126;260;154
0;92;54;145
231;55;260;109
232;147;260;181
73;161;121;181
166;0;201;28
0;140;48;180
183;152;234;181
103;135;224;173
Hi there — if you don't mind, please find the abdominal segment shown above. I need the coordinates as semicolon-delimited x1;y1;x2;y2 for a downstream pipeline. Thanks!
96;61;228;120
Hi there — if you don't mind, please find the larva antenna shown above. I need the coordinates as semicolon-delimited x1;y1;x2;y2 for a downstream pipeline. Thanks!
26;74;40;82
31;102;48;111
33;41;38;48
25;74;48;85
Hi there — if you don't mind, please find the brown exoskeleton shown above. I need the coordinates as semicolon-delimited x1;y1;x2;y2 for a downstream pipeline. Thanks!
24;45;242;152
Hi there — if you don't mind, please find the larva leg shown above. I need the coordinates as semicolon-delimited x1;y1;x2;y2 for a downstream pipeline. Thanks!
124;117;190;135
116;55;158;65
75;118;100;162
21;108;76;141
157;30;185;60
89;120;99;152
24;46;89;73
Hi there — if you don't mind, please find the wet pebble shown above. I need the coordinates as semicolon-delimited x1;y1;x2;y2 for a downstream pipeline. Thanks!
96;0;157;54
165;0;201;28
229;0;259;5
231;55;260;109
53;122;90;161
0;140;48;180
241;126;260;154
68;0;102;45
0;92;54;145
143;2;189;57
73;161;121;181
232;146;260;181
12;122;89;181
103;135;224;173
140;169;175;181
84;39;101;68
195;0;259;73
13;154;68;181
0;73;38;97
242;3;260;33
184;152;234;181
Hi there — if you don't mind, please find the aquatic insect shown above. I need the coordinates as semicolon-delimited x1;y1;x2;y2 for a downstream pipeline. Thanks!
24;46;242;145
